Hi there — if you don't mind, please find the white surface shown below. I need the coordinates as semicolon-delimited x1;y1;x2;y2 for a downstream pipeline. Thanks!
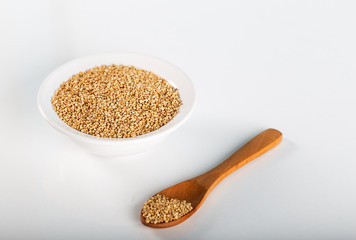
38;52;195;157
1;0;356;239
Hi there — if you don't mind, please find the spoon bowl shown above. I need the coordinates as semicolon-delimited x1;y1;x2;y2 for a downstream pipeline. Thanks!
140;128;283;228
141;180;207;228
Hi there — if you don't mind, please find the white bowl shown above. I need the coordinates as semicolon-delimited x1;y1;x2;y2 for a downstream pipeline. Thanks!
37;53;195;157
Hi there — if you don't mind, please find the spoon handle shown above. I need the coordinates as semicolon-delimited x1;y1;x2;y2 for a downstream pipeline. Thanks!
192;128;282;190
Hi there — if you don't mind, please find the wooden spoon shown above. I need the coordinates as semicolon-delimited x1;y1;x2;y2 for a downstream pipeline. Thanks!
141;128;282;228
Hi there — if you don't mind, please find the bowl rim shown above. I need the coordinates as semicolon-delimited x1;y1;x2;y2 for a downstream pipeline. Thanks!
37;52;196;144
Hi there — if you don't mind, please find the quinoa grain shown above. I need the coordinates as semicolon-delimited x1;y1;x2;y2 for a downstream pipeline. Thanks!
51;64;182;138
142;194;193;224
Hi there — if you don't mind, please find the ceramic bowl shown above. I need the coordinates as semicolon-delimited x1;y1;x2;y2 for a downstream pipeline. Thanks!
37;52;195;157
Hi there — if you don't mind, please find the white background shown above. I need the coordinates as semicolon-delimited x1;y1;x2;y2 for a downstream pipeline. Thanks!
1;0;356;239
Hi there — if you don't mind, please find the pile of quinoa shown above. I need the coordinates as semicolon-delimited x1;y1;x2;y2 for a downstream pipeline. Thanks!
51;64;182;138
142;194;193;224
